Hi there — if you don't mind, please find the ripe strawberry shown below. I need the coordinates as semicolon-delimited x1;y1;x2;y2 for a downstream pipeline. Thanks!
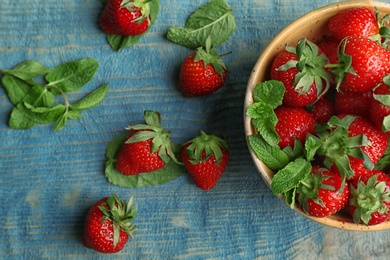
309;97;335;124
370;75;390;135
115;110;180;175
82;194;137;253
349;170;390;225
274;106;317;148
270;38;331;107
334;90;373;118
328;7;379;41
317;36;340;65
297;166;349;217
100;0;151;36
331;36;390;93
179;46;227;97
314;115;388;182
181;131;229;190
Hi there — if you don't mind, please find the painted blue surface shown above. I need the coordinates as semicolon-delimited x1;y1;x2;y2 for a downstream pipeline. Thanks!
2;0;390;259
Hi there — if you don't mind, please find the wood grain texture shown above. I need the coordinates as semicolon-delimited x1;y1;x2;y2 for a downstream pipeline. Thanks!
2;0;390;259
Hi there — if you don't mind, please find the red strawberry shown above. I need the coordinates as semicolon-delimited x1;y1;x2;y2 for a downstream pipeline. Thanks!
82;194;137;253
314;115;388;182
370;75;390;135
297;166;349;217
100;0;151;36
181;131;229;190
179;46;228;97
309;97;335;124
274;106;317;148
328;7;379;41
332;36;390;93
334;90;373;118
115;110;180;175
271;38;331;107
317;36;340;65
349;170;390;225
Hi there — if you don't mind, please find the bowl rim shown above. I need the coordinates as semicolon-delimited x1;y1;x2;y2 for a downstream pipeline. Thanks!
244;0;390;231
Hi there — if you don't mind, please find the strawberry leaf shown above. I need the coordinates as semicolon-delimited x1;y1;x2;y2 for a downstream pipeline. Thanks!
105;133;185;188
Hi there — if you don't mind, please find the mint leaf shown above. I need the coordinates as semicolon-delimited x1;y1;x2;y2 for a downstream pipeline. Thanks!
8;107;36;129
104;133;184;188
20;103;66;124
248;134;289;171
167;0;236;49
2;60;49;80
270;158;312;195
22;85;55;108
252;80;285;108
2;75;31;105
70;84;108;110
45;58;99;92
54;113;67;131
66;110;83;120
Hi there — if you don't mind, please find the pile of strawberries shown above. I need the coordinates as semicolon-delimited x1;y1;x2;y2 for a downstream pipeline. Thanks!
249;7;390;226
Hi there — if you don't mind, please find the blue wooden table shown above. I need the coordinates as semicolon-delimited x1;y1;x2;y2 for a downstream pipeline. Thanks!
2;0;390;259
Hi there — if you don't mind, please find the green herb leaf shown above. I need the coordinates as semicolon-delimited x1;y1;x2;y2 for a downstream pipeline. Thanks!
252;80;285;108
66;110;83;120
105;133;184;188
45;58;99;93
70;84;108;110
270;157;312;195
167;0;236;49
20;103;66;124
248;134;289;171
54;113;67;131
8;106;36;129
1;75;31;105
2;60;49;80
22;85;55;108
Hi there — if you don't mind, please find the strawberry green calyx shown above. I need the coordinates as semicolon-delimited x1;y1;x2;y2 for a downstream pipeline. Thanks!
194;36;228;78
120;0;151;23
184;131;228;165
350;174;390;225
277;38;331;98
371;9;390;46
98;194;137;247
125;110;180;164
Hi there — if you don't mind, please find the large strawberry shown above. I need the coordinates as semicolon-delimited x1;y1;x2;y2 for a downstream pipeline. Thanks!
370;75;390;135
100;0;152;36
82;194;137;253
274;106;317;148
331;36;390;93
328;7;379;41
349;170;390;225
115;110;180;175
179;43;228;97
270;38;331;107
312;115;388;182
181;131;229;190
297;166;349;217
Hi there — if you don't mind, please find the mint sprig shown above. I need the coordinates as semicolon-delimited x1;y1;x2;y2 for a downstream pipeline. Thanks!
167;0;236;49
1;58;108;130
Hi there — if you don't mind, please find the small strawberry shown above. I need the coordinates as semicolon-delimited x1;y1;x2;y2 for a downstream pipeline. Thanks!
274;106;317;148
317;36;340;65
82;194;137;253
309;97;335;124
115;110;180;175
181;131;229;190
349;170;390;225
334;90;373;118
271;38;331;107
297;166;349;217
100;0;152;36
331;36;390;93
370;75;390;135
179;40;228;97
328;7;379;41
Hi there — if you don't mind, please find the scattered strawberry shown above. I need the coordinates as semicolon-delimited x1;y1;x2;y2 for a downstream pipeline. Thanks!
115;110;180;175
349;170;390;225
331;36;390;93
370;75;390;135
179;44;228;97
274;106;317;148
181;131;229;190
297;166;349;217
270;38;331;107
334;90;373;118
82;194;137;253
100;0;152;36
328;7;379;41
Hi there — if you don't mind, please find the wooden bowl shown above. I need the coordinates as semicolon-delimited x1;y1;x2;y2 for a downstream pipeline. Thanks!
244;1;390;231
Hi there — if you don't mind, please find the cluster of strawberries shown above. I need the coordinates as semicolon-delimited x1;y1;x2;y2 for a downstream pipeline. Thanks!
265;7;390;225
